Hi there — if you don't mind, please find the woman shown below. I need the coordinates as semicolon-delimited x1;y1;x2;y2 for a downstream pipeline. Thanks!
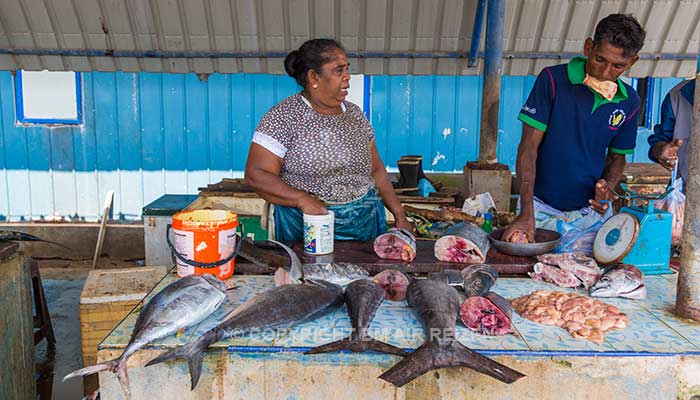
244;38;412;241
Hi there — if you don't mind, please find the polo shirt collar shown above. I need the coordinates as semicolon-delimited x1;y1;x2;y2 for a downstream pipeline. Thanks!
680;79;696;105
567;56;628;102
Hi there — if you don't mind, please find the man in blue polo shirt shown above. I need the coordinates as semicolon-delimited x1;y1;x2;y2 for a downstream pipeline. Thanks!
504;14;646;243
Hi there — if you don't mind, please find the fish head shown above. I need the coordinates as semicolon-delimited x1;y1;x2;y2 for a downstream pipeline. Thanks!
201;273;228;293
590;264;643;298
461;264;497;297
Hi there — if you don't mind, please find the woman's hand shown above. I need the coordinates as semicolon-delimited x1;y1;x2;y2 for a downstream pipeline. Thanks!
394;215;414;233
297;194;328;215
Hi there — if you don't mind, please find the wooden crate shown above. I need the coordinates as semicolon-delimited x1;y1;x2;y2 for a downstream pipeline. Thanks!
79;266;168;366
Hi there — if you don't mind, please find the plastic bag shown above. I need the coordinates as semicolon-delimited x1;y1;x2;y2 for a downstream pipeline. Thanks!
657;167;685;246
553;203;613;256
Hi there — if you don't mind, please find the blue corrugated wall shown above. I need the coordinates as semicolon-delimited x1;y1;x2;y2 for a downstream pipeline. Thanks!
0;71;684;220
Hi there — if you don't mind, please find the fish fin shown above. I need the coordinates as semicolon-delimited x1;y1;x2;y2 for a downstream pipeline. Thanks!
379;341;524;387
115;360;131;400
146;331;219;390
305;338;350;354
273;268;293;287
364;338;408;357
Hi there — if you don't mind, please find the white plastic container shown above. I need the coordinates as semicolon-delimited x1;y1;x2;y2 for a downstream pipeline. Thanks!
303;211;334;255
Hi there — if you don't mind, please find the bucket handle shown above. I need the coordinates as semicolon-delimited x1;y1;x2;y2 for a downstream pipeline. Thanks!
166;224;243;269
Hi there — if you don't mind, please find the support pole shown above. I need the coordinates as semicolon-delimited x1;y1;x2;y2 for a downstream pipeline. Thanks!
478;0;505;164
467;0;487;68
675;39;700;321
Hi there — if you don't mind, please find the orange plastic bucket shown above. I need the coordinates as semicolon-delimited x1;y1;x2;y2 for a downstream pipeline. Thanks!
167;210;239;280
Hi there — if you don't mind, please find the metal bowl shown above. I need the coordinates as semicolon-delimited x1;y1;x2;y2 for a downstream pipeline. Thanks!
488;228;561;257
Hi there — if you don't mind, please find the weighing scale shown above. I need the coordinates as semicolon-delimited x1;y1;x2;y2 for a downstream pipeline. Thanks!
593;183;674;275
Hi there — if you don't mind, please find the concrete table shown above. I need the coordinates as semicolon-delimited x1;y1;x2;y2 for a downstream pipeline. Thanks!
98;273;700;399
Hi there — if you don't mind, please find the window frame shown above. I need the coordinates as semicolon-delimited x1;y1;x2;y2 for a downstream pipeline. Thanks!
14;70;83;125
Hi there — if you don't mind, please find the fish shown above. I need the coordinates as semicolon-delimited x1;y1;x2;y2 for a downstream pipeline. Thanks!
242;239;304;286
378;279;525;387
374;227;417;261
461;264;498;297
529;262;581;288
459;293;512;336
589;264;647;300
146;279;344;389
63;274;228;399
306;279;407;356
372;269;411;301
0;229;71;249
433;222;491;264
302;263;369;287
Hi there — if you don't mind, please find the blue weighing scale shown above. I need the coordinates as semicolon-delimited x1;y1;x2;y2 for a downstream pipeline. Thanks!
592;183;674;275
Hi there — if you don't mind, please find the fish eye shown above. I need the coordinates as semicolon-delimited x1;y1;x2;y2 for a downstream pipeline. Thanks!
600;277;609;282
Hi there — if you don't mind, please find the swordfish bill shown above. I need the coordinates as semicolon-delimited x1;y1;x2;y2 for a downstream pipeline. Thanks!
379;280;525;387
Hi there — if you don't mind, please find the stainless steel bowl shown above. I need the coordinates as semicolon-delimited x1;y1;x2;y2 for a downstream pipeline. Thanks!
488;228;561;257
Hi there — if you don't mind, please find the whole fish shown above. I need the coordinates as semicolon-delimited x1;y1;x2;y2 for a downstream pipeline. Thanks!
63;274;228;399
146;280;344;389
306;279;407;356
590;264;647;300
434;222;491;264
379;280;525;387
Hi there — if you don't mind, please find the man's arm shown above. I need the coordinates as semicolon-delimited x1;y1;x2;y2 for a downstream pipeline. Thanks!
502;124;544;242
588;152;626;214
648;93;683;170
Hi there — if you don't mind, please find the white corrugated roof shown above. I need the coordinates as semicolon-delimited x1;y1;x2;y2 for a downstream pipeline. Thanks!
0;0;697;77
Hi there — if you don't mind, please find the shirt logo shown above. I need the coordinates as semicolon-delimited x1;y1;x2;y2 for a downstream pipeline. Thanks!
609;109;626;129
522;105;537;114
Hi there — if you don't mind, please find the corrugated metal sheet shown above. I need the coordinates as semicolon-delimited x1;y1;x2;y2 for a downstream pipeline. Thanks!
0;70;682;220
0;0;697;77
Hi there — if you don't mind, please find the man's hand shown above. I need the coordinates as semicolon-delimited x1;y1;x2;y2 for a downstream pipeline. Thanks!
589;179;617;214
502;215;535;243
652;139;683;171
297;195;328;215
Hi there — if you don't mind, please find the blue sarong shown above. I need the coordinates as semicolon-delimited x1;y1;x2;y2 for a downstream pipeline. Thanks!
274;187;387;241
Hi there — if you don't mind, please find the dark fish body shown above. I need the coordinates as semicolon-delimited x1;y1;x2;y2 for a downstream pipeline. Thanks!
434;222;491;264
590;264;647;299
64;274;228;398
306;279;406;356
461;264;498;297
147;280;344;389
379;280;525;387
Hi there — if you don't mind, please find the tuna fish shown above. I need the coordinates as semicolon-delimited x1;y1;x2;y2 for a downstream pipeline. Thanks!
306;279;407;356
372;269;411;301
434;222;491;264
379;280;525;387
63;274;228;399
590;264;647;300
146;280;344;389
374;227;417;261
427;264;498;297
459;293;513;336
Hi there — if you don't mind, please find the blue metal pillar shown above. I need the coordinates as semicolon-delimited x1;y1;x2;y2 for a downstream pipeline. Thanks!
676;36;700;321
477;0;505;164
468;0;487;67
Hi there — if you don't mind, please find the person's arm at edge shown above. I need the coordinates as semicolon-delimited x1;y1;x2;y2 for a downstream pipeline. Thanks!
369;141;413;231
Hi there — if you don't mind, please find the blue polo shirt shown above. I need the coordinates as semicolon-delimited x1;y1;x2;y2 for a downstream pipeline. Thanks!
517;57;640;211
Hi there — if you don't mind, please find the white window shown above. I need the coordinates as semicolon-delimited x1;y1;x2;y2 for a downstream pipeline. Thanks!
15;70;82;125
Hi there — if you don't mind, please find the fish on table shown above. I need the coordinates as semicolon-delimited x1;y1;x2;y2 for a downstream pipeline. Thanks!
433;222;491;264
379;279;525;387
306;279;407;356
589;264;647;300
146;279;345;390
63;274;228;399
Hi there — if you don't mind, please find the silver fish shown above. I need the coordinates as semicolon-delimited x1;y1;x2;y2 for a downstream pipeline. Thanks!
146;280;344;389
379;279;525;387
63;274;228;399
590;264;647;300
427;264;498;297
306;279;407;356
302;263;369;286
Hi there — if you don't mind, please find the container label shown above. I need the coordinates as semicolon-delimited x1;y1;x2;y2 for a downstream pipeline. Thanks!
173;228;195;277
304;216;334;254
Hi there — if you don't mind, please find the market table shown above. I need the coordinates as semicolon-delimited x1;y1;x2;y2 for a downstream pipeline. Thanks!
97;270;700;400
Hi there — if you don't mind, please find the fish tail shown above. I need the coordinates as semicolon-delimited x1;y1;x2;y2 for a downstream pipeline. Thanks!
379;341;525;387
304;338;351;354
364;338;408;357
63;358;120;381
146;330;219;390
